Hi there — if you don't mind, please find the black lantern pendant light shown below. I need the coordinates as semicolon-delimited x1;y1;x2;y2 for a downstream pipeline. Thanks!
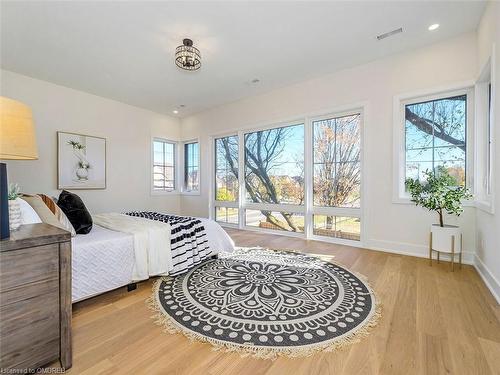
175;38;201;71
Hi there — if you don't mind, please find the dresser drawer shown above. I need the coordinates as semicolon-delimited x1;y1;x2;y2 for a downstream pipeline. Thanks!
0;280;60;335
0;224;72;371
0;291;60;369
0;244;59;291
0;277;59;307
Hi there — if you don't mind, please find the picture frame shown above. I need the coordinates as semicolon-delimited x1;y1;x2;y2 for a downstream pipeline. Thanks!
57;131;106;189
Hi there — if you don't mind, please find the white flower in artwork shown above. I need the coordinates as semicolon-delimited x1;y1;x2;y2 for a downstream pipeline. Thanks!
67;140;91;181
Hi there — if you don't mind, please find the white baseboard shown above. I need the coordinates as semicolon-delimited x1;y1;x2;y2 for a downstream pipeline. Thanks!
366;238;475;264
473;255;500;304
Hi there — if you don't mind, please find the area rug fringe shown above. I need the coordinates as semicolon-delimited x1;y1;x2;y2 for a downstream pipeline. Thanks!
147;253;382;361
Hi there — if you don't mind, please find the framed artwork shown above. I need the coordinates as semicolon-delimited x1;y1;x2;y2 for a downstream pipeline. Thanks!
57;131;106;189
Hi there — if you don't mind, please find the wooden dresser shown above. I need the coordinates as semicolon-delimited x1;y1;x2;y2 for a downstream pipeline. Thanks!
0;223;72;371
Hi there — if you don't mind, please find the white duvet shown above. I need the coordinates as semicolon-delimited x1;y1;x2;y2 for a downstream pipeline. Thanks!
92;213;235;280
93;213;173;280
72;213;235;302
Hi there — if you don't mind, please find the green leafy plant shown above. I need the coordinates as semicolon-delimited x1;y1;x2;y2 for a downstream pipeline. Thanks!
7;183;20;200
68;140;85;150
405;166;472;227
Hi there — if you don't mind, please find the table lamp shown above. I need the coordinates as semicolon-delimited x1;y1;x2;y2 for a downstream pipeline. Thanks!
0;96;38;239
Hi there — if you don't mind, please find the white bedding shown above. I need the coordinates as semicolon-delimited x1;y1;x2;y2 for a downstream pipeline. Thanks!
72;225;135;302
72;214;235;302
93;213;172;280
198;217;235;253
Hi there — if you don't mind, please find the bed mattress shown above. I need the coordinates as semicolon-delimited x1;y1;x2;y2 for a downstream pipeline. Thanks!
72;224;135;302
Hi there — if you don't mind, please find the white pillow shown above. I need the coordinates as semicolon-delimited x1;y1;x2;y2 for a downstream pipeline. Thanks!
17;198;42;224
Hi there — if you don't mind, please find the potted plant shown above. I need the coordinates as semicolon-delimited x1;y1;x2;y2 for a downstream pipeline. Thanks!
7;183;22;231
405;166;472;256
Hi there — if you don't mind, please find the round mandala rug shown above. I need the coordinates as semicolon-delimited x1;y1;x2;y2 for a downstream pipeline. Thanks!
149;247;381;359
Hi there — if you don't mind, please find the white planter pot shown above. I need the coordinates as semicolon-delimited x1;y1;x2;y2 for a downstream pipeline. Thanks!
430;224;462;253
76;167;89;180
8;199;21;231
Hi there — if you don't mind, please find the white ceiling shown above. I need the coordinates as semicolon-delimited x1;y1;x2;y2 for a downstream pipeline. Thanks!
1;1;486;117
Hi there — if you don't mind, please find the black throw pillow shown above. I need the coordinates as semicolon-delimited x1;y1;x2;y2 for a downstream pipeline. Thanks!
57;190;93;234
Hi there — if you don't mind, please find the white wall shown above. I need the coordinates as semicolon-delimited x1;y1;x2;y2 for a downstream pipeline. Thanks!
475;1;500;302
180;33;478;261
1;70;182;214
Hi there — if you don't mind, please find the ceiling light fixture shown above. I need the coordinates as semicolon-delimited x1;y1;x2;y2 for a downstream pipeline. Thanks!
173;110;179;114
175;38;201;71
428;23;440;31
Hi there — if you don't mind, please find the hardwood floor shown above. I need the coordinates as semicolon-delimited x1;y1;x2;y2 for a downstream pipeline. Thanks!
64;229;500;375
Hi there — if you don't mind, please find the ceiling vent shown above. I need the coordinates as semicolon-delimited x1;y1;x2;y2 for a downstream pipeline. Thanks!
376;27;403;41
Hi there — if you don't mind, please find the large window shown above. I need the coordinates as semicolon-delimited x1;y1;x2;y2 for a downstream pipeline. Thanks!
313;114;361;208
183;141;199;193
312;113;361;241
212;112;363;244
404;94;467;186
153;139;176;192
215;135;239;202
244;124;304;232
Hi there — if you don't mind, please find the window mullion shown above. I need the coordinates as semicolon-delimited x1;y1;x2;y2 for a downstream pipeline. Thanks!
304;117;313;239
238;131;245;229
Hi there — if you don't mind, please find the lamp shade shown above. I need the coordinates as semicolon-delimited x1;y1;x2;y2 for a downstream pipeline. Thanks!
0;96;38;160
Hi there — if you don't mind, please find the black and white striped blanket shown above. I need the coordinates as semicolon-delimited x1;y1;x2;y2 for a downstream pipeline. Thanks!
125;211;211;276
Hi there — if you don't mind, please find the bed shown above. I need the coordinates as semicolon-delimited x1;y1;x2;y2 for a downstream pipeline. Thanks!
71;214;235;302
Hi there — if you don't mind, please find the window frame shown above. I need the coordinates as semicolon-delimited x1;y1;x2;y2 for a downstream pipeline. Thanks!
241;120;306;233
475;51;496;214
151;137;179;195
309;109;363;243
181;139;201;195
210;105;365;247
212;132;240;228
392;85;475;204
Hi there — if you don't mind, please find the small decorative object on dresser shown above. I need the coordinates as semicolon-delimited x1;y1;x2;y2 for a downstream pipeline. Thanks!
406;166;473;271
0;223;72;371
7;183;22;231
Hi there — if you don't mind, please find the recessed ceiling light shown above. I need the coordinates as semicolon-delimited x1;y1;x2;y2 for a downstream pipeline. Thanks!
173;110;179;114
428;24;440;31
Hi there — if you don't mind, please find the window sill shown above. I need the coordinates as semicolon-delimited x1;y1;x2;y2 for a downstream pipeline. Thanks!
475;200;495;214
181;191;201;196
393;196;482;209
151;190;179;196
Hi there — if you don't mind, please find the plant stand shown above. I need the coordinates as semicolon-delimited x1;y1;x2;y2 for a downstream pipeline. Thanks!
429;231;462;271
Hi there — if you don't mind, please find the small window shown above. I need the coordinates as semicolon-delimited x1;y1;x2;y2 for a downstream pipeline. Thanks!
215;207;239;224
405;94;467;186
245;210;304;233
152;139;176;192
313;215;360;241
184;142;199;192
